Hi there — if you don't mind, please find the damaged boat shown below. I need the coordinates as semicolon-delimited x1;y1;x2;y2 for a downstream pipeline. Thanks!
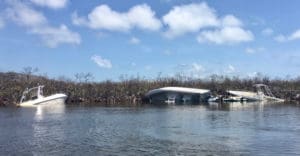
145;87;211;104
226;84;284;102
19;85;67;107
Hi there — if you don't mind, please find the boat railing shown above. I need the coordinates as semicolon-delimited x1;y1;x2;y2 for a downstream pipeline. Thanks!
19;85;45;103
254;84;276;98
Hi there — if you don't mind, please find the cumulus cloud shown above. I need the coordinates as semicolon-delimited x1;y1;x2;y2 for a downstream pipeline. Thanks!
91;55;112;69
129;37;140;44
71;2;252;45
71;12;86;26
197;27;253;44
5;1;80;47
196;13;253;44
162;2;253;44
221;15;242;27
30;0;68;9
289;29;300;40
274;29;300;42
6;1;47;27
162;3;219;38
30;25;81;48
72;4;161;32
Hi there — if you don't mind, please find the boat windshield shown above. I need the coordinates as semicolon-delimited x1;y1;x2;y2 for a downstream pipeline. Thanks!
20;85;44;103
254;84;275;97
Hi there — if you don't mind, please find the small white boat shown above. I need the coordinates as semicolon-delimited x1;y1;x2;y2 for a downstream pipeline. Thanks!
19;85;67;107
227;84;284;102
208;97;218;102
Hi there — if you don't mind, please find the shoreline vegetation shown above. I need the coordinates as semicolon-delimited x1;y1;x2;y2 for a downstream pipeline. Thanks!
1;69;300;107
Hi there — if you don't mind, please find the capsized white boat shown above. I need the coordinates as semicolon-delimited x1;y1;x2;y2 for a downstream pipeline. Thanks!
227;84;284;102
19;85;67;107
145;87;211;104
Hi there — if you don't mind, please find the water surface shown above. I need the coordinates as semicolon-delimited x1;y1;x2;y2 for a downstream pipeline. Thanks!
0;103;300;155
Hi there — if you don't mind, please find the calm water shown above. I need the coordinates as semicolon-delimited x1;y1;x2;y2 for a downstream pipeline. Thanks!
1;103;300;155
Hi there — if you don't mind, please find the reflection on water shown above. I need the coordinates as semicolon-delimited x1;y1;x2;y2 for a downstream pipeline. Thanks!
208;101;267;111
0;102;300;155
33;104;66;152
35;104;65;120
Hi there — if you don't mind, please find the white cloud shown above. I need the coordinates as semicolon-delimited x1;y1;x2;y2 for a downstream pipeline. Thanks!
197;27;253;44
85;5;130;31
162;3;219;38
222;15;242;27
71;2;253;45
162;2;253;44
225;65;236;74
289;29;300;40
91;55;112;69
30;25;81;48
228;65;235;71
6;1;47;27
129;37;140;44
247;72;258;78
30;0;68;9
262;28;273;36
274;29;300;42
71;12;86;26
5;1;80;47
72;4;161;32
191;63;205;72
127;4;162;31
197;14;253;45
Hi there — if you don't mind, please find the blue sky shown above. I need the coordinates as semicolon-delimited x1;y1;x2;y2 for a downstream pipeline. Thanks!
0;0;300;81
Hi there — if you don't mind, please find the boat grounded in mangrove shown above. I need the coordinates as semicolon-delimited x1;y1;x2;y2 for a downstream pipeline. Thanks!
19;85;67;107
226;84;285;102
145;87;211;104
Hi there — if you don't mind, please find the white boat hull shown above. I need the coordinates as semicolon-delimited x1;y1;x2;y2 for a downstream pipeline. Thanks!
19;93;67;107
227;90;284;102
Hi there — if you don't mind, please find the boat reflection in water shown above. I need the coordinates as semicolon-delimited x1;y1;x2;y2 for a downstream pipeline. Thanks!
32;104;66;150
34;103;66;120
207;101;278;111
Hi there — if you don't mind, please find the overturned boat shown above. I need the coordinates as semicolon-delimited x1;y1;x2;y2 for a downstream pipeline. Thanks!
145;87;211;104
19;85;67;107
226;84;284;102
